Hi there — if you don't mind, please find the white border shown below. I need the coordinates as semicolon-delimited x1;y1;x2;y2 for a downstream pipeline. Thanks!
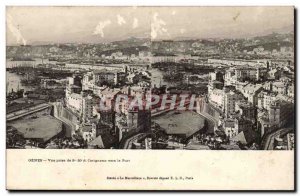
1;0;298;195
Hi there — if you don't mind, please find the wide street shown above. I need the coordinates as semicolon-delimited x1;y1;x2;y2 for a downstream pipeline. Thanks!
6;103;51;121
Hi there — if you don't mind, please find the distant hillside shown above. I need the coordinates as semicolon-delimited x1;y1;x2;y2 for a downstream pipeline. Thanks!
241;41;293;51
97;46;150;56
111;37;150;48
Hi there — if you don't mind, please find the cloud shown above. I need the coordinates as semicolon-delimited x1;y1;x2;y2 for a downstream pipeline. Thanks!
151;13;168;39
180;28;186;34
93;20;111;38
132;18;138;29
117;14;126;26
7;14;27;45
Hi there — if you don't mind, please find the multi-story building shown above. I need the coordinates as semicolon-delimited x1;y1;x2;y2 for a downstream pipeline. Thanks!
65;75;83;114
241;83;263;106
234;117;253;134
208;80;224;92
223;118;236;138
116;72;127;85
127;73;140;84
258;99;294;136
224;68;236;86
287;84;294;98
272;81;287;95
82;94;95;122
287;133;295;150
82;72;95;91
223;88;244;117
209;70;224;83
66;92;96;122
208;88;224;109
127;109;151;133
235;66;257;81
235;66;267;82
267;68;281;80
223;116;254;142
235;101;256;122
268;100;294;127
94;71;117;86
81;123;97;142
65;75;96;122
257;90;277;110
234;81;249;92
98;88;121;111
68;75;82;88
66;93;82;114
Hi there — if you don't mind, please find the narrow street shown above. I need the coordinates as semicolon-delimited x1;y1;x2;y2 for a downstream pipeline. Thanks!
262;128;293;150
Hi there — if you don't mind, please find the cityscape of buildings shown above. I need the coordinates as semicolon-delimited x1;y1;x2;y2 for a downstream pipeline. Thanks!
6;7;295;150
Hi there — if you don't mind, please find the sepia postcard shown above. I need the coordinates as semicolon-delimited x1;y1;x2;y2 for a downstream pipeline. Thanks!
6;6;295;190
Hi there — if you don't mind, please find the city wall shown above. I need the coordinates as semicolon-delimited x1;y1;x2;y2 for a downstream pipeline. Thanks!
196;97;221;132
52;102;79;137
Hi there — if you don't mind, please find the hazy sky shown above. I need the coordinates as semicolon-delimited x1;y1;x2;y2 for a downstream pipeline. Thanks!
6;6;294;45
